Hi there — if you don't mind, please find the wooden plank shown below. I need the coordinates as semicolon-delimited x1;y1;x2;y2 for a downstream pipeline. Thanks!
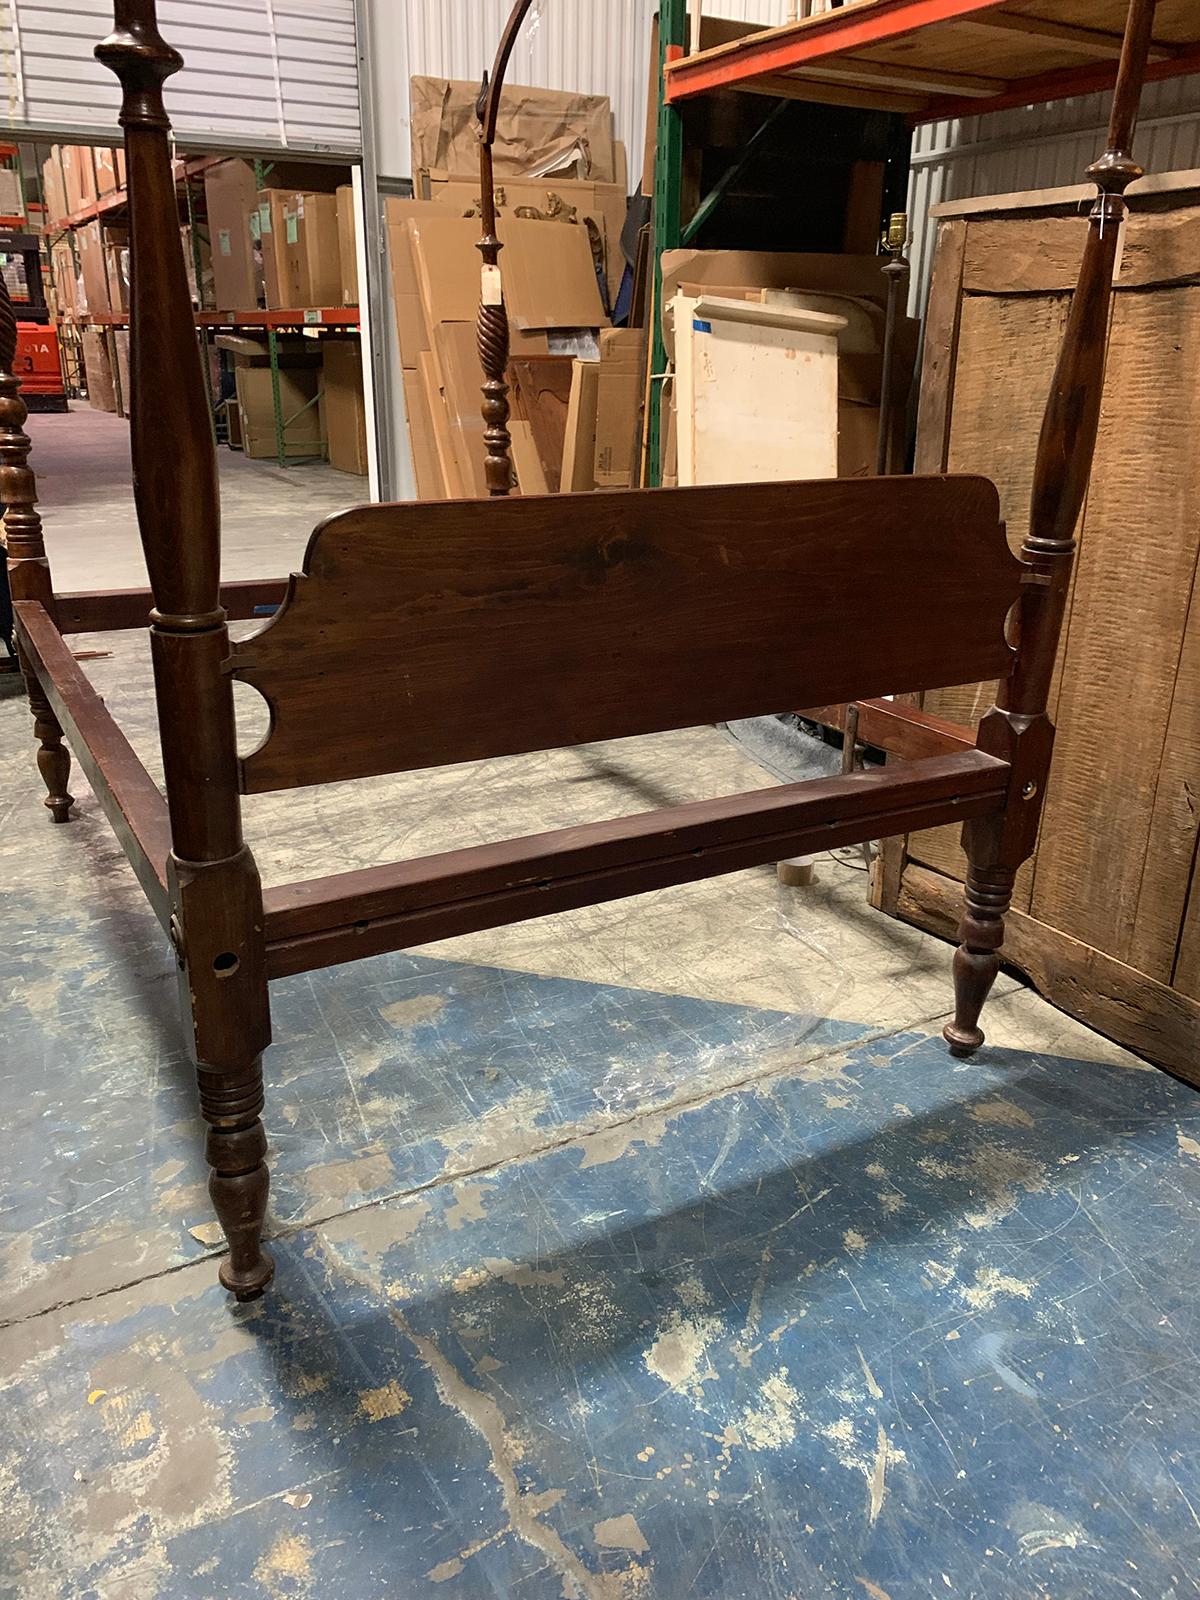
418;348;461;498
897;862;1200;1086
1129;572;1200;984
913;218;968;476
263;751;1009;977
510;357;573;494
911;288;1072;898
799;699;975;759
56;579;288;634
231;475;1020;794
962;210;1200;295
1176;864;1200;1000
560;360;599;493
14;601;171;924
1031;284;1200;962
510;420;547;496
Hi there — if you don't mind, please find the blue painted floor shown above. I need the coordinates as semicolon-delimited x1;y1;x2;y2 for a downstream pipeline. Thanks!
5;937;1200;1599
4;409;1200;1598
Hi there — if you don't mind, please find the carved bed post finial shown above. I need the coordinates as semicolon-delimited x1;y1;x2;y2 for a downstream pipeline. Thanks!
0;272;75;820
476;0;539;497
96;0;274;1299
944;0;1159;1057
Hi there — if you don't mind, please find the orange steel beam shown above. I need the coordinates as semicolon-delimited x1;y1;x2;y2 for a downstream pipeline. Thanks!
923;45;1200;122
663;0;1011;101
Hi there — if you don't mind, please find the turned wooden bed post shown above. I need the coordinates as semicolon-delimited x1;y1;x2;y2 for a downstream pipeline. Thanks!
0;276;74;821
475;0;538;496
944;0;1158;1055
96;3;274;1296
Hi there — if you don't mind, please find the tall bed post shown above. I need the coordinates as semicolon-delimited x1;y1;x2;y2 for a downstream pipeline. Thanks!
0;276;74;821
944;0;1158;1055
475;0;536;496
96;2;274;1297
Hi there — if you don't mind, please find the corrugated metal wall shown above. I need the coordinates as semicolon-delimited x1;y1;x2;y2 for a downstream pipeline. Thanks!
2;0;360;152
907;76;1200;313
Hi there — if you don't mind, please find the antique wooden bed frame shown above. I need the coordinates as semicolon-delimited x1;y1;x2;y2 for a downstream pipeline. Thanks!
4;0;1156;1298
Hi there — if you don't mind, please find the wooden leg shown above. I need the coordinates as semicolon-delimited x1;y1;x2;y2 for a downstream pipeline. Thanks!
22;661;75;823
943;861;1014;1056
197;1059;274;1299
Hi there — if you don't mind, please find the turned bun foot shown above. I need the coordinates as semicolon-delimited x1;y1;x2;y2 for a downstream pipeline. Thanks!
219;1248;275;1301
943;1020;985;1057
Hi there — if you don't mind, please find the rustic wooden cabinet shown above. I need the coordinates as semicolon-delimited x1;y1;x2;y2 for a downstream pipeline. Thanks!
883;172;1200;1079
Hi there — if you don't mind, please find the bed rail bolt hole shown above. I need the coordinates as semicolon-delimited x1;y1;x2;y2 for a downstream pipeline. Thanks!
213;952;240;977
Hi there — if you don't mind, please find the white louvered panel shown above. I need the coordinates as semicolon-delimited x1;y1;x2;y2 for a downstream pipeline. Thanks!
0;0;360;152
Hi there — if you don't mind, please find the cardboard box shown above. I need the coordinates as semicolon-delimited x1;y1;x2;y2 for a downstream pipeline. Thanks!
105;227;130;314
407;212;604;334
252;190;285;308
411;76;617;183
401;366;444;498
0;167;22;218
336;186;358;306
82;327;116;412
592;329;641;487
235;364;323;459
421;171;627;310
112;328;131;417
49;240;77;316
322;339;368;476
181;224;214;308
43;150;68;227
94;147;120;195
205;159;259;311
267;191;341;308
300;193;341;307
61;146;97;216
76;221;110;314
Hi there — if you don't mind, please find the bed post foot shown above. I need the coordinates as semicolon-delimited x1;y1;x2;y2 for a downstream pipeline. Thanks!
199;1061;274;1299
29;681;75;823
943;863;1012;1057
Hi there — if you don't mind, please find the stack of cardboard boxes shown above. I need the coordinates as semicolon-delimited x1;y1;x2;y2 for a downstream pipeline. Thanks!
395;76;637;500
43;145;367;474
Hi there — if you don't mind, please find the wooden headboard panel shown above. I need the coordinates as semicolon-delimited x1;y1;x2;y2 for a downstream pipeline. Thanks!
231;476;1019;794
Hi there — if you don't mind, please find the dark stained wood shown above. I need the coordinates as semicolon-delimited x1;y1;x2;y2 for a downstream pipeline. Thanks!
263;751;1009;978
233;475;1019;795
0;273;75;823
944;0;1159;1055
901;862;1200;1086
510;356;574;493
14;599;172;920
97;0;273;1301
799;699;975;761
56;579;289;635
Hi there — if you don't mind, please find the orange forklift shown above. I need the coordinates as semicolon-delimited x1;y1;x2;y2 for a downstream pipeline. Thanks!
0;229;67;413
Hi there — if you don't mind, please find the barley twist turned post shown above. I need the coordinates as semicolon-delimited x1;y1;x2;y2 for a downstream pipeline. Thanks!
944;0;1158;1055
475;0;538;496
97;0;274;1297
0;274;74;820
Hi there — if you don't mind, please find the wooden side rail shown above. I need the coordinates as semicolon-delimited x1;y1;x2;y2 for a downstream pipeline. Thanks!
799;700;975;760
56;579;289;635
262;749;1009;978
13;600;171;923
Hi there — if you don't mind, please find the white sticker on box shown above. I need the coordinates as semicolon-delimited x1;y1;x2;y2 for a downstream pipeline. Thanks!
481;264;503;306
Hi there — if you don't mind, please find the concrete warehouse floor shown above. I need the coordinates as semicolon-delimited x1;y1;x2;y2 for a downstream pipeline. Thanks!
4;407;1200;1600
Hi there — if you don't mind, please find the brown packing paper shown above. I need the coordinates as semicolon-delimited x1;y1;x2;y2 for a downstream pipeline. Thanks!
592;329;641;487
411;76;616;184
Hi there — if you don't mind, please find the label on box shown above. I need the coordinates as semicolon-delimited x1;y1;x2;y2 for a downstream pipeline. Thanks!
303;309;320;325
285;213;298;245
218;228;232;257
481;264;502;306
258;203;271;234
249;211;261;241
